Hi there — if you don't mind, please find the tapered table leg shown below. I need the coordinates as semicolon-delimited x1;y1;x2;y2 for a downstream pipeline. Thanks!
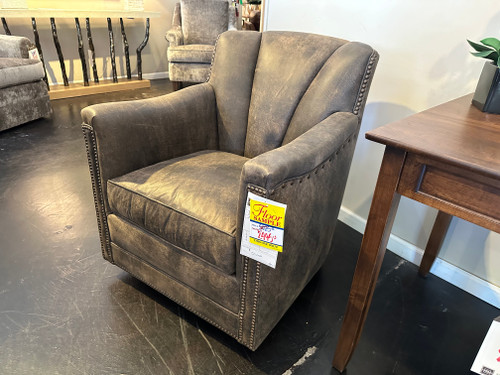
332;147;406;373
50;17;69;86
120;18;131;80
418;211;452;277
107;18;118;83
136;18;150;80
85;18;99;84
75;18;89;86
31;17;48;89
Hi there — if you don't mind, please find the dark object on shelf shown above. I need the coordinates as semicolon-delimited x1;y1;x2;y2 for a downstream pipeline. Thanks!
242;20;255;31
472;61;500;114
249;9;260;31
82;30;378;351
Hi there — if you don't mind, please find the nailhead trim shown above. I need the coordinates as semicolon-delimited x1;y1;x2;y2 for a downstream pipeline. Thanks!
250;262;261;348
238;256;249;341
248;185;267;197
205;33;223;83
240;186;266;349
82;125;113;262
353;50;379;116
274;132;356;192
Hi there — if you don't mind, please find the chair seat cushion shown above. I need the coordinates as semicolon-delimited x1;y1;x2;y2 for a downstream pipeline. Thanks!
107;150;248;275
167;44;214;64
0;58;44;89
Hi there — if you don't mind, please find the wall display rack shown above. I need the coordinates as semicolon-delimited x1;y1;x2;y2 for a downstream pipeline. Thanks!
0;9;160;99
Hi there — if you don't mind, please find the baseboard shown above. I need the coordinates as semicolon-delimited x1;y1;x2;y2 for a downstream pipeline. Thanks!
49;71;169;86
338;206;500;309
142;71;169;81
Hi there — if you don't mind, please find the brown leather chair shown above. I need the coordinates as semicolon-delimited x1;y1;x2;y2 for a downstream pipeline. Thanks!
82;30;378;350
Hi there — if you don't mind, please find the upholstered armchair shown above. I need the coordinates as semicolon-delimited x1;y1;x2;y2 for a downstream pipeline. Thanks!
82;31;378;350
166;0;237;89
0;35;51;131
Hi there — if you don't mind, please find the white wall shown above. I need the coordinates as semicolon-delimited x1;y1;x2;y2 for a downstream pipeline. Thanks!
1;0;174;83
265;0;500;301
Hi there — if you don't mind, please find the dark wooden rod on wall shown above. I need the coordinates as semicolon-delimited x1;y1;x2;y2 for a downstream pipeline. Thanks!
106;17;118;83
31;17;49;89
75;18;89;86
120;18;131;80
50;17;69;86
1;18;11;35
85;18;99;84
136;17;150;80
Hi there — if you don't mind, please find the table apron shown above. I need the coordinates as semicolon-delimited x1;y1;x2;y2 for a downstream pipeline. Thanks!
397;153;500;234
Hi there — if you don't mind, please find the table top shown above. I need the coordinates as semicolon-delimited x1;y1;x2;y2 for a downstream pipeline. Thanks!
366;94;500;180
0;8;160;18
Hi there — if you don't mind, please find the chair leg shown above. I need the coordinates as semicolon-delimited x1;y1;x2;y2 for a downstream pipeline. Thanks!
172;81;182;91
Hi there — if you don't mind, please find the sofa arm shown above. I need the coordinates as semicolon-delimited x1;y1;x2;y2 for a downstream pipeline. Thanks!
0;35;34;58
236;111;360;349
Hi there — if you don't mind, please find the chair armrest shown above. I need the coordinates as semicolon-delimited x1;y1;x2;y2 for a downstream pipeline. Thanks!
166;2;183;46
0;35;34;58
82;82;217;185
166;25;183;46
236;111;360;348
241;111;359;191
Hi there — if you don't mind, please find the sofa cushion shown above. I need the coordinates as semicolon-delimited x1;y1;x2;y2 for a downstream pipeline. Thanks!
167;44;214;63
0;58;44;89
107;150;248;275
181;0;228;45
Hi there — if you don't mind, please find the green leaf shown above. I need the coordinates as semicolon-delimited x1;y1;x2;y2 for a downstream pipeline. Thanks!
481;37;500;51
471;50;498;60
467;39;495;52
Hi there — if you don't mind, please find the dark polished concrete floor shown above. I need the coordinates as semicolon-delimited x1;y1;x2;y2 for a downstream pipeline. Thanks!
0;79;498;375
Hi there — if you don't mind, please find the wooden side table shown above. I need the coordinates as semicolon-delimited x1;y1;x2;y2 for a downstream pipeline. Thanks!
332;94;500;372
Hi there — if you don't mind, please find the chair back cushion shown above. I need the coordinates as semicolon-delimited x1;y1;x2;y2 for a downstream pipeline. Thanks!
181;0;229;45
209;31;378;157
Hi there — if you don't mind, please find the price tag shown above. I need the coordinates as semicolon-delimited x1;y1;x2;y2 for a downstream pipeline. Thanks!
28;47;40;61
240;192;287;268
471;317;500;375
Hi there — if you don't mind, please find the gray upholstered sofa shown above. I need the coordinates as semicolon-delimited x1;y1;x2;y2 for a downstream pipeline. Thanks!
82;30;378;350
0;35;51;132
166;0;237;89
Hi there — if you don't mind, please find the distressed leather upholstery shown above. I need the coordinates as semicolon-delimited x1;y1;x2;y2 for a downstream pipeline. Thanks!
0;35;51;132
166;0;237;85
82;30;378;350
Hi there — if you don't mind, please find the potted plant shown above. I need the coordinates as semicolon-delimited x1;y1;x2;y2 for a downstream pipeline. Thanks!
468;37;500;113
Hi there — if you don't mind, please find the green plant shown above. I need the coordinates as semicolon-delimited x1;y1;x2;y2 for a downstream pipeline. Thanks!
468;37;500;68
